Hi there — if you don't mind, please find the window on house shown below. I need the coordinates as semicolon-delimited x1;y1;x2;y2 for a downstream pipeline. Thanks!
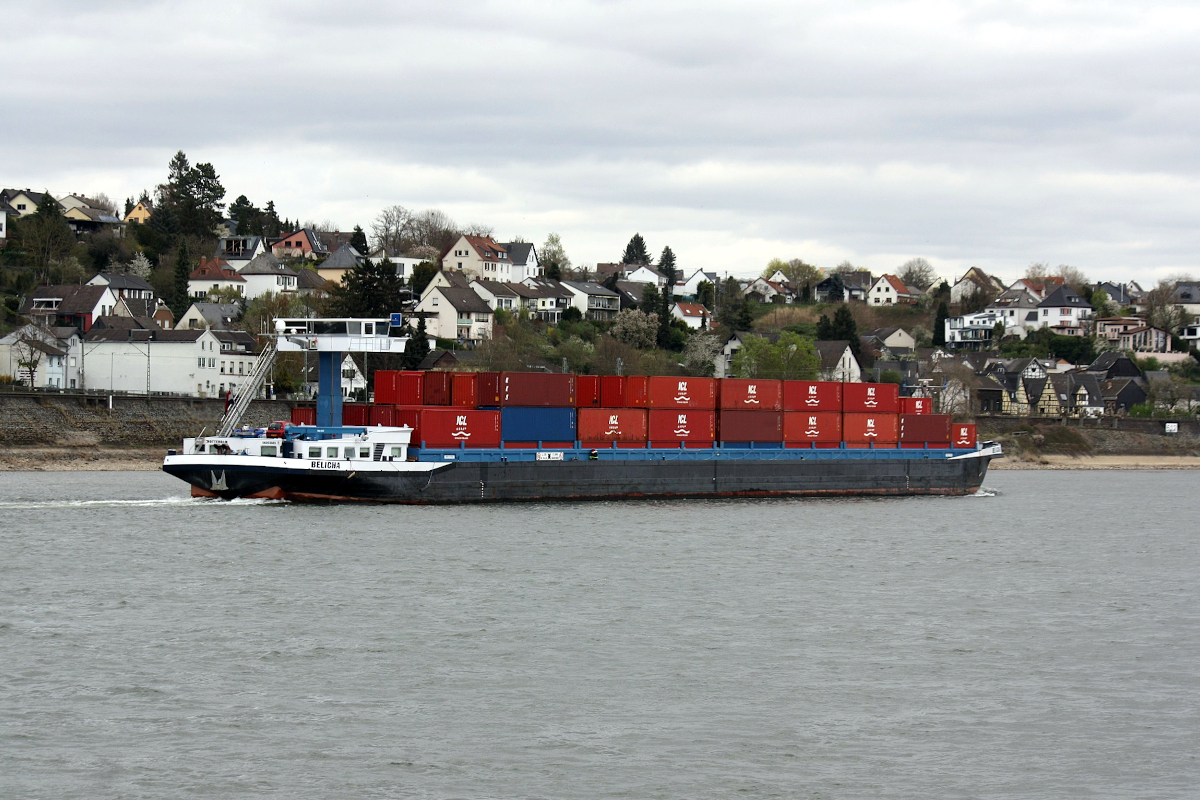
220;361;226;373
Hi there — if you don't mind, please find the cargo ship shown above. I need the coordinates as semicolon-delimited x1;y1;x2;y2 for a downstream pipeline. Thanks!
163;367;1001;503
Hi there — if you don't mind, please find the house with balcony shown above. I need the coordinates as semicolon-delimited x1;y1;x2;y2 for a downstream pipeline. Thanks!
414;285;493;343
469;279;521;313
21;285;119;333
215;235;267;271
441;235;514;281
1036;285;1093;334
1118;325;1173;353
187;257;246;299
945;309;1005;349
518;278;578;322
270;228;329;261
562;281;621;321
984;286;1042;337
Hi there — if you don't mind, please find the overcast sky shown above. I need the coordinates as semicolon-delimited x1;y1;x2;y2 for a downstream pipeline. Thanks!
5;0;1200;285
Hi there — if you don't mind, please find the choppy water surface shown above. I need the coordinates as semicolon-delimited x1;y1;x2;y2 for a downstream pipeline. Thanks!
2;469;1198;798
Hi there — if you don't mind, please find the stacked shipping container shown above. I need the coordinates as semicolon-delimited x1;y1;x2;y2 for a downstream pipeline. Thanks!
291;372;966;452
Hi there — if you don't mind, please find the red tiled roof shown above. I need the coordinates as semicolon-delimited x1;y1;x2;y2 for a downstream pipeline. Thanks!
674;302;708;317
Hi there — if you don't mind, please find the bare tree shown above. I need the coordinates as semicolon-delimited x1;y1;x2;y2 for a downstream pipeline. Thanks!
898;257;937;291
85;193;117;215
461;222;494;237
1142;278;1192;333
12;336;48;386
371;204;411;254
1025;262;1050;279
405;209;459;253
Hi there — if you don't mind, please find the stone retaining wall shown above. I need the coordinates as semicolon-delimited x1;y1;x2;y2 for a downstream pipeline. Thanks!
0;393;296;447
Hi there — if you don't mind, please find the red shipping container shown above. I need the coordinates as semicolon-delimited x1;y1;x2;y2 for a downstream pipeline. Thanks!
648;410;716;442
625;376;649;407
782;411;842;442
373;370;400;404
842;382;900;413
719;379;783;411
577;408;648;442
450;372;478;408
599;376;625;408
374;370;424;405
576;375;601;408
423;371;452;405
899;396;932;415
901;442;950;449
581;441;648;449
394;407;501;448
719;410;783;442
782;381;843;412
342;403;369;426
477;372;501;406
369;405;396;427
290;406;316;425
899;414;951;443
843;412;899;443
499;372;576;406
952;423;978;448
647;377;717;409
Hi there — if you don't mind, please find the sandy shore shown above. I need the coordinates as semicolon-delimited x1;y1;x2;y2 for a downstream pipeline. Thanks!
0;447;167;471
992;454;1200;470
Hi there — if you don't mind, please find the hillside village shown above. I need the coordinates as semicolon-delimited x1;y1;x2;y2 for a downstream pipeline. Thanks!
2;154;1199;421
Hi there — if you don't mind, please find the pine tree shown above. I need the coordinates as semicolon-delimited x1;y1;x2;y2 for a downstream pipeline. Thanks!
816;314;833;340
832;304;861;357
932;301;949;346
404;316;431;368
350;225;369;255
621;234;651;266
171;241;193;318
657;246;677;348
737;298;754;330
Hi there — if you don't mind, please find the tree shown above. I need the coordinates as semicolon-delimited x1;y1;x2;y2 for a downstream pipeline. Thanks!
736;298;754;330
826;272;845;302
621;234;652;266
403;316;431;369
12;334;48;385
371;205;410;254
1090;289;1114;319
157;150;226;239
171;240;193;318
262;200;282;237
992;321;1006;348
349;225;369;255
609;309;659;349
409;261;438;296
932;301;949;346
831;304;860;357
541;233;570;280
229;195;262;235
1142;279;1192;334
731;331;819;380
641;283;660;312
15;192;75;280
125;252;153;280
329;258;406;317
715;277;745;329
696;280;715;310
898;257;937;291
816;314;834;340
657;245;677;348
681;331;723;376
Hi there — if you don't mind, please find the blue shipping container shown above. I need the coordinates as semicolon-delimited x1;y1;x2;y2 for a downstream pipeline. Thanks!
500;407;577;442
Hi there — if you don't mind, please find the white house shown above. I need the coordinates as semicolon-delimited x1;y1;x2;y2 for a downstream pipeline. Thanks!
81;327;233;396
21;285;120;333
469;279;521;313
87;272;156;301
215;235;268;272
0;203;12;245
176;302;240;331
414;285;494;343
671;301;709;329
562;281;621;321
239;253;298;300
1036;285;1093;333
814;341;862;382
187;258;246;299
442;235;513;281
303;354;366;399
677;269;720;299
625;265;667;286
0;324;81;388
985;287;1042;337
950;267;1006;305
503;242;540;282
868;274;919;306
945;310;1006;349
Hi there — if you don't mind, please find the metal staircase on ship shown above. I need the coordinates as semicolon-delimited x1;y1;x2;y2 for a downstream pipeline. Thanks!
215;337;277;436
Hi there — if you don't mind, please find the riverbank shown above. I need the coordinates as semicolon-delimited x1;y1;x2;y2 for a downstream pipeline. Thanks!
0;447;165;471
991;454;1200;470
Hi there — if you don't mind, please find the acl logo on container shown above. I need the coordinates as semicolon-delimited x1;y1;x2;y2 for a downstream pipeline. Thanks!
806;385;819;406
954;426;971;445
805;415;820;436
452;414;471;440
864;387;878;407
604;414;621;436
863;417;878;437
674;380;691;403
674;413;690;436
744;384;759;404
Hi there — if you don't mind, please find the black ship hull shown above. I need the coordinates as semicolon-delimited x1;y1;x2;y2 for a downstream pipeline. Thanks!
164;452;994;504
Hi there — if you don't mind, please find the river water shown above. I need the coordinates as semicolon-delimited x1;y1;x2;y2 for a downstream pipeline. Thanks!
1;469;1197;799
